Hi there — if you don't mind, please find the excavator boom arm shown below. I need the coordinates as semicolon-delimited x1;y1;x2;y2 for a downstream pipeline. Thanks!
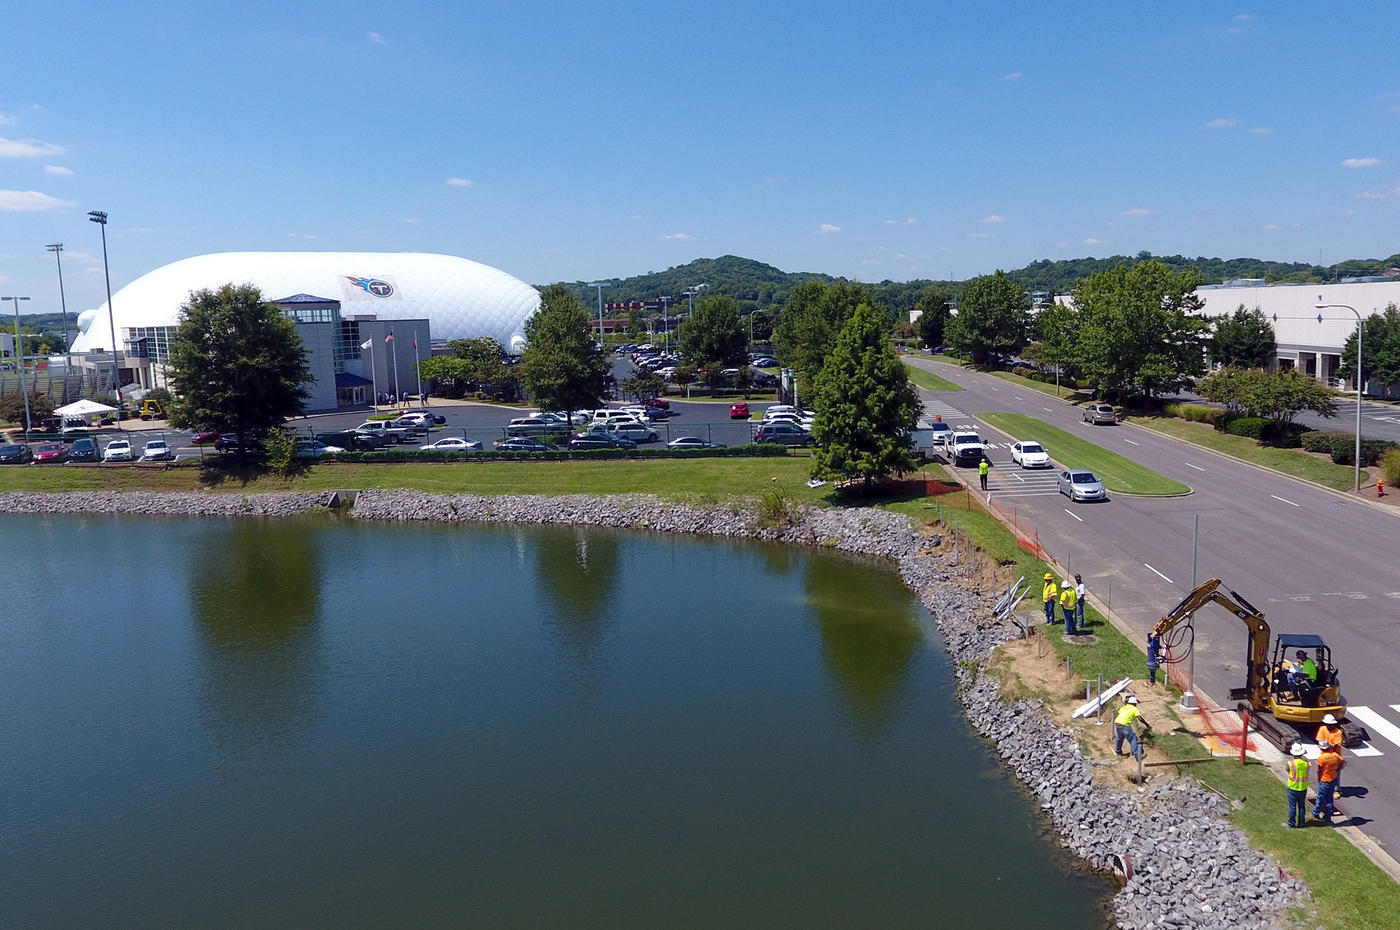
1150;578;1272;709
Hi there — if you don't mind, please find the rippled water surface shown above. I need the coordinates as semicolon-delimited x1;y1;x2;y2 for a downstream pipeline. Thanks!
0;514;1112;928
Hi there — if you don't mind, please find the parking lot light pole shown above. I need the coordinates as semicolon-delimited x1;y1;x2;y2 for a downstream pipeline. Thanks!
88;211;122;412
587;281;610;350
4;296;33;439
1315;300;1363;492
46;243;72;385
660;296;672;353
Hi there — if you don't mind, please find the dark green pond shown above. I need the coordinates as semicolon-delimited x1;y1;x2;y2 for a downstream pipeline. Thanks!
0;514;1112;928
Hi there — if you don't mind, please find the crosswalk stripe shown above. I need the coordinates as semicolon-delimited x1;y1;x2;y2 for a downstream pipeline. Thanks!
1347;705;1400;749
1349;743;1383;757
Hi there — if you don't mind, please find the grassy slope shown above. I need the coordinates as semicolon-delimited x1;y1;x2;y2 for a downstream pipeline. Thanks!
900;361;963;392
977;412;1191;495
1128;415;1369;493
988;369;1092;400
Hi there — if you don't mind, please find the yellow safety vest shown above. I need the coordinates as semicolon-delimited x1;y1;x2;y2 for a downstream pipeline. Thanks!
1043;582;1058;603
1115;704;1140;727
1060;587;1077;609
1286;757;1309;791
979;460;989;476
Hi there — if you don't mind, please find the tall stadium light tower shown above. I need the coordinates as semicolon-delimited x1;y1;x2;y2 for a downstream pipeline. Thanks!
46;243;73;380
3;296;33;439
588;281;610;350
1315;299;1364;492
88;211;122;410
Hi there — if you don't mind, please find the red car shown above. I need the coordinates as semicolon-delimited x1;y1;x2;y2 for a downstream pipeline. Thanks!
33;443;67;463
729;402;750;419
192;428;222;445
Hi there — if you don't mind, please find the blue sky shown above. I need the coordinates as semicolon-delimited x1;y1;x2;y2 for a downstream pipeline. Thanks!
2;1;1398;316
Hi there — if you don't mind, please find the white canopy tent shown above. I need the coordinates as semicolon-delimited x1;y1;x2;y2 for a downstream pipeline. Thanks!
54;399;118;418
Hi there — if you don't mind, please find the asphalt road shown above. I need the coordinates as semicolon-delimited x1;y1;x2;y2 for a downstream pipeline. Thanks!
909;358;1400;859
1164;387;1400;443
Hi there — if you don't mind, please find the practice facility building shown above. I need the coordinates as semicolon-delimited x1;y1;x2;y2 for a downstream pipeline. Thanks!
66;251;540;411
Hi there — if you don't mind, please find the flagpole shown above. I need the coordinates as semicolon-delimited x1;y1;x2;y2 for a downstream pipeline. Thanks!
414;329;424;405
390;330;401;408
369;339;378;409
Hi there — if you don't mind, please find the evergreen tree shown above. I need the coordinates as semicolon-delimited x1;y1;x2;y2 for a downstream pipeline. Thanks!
943;271;1029;364
811;303;922;487
1210;305;1277;368
165;284;311;453
1341;303;1400;388
520;284;610;414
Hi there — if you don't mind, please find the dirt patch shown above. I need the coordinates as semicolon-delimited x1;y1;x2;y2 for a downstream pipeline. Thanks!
992;633;1196;790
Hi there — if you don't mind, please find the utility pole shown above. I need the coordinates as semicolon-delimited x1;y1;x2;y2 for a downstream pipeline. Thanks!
46;243;72;393
588;282;610;350
3;296;33;439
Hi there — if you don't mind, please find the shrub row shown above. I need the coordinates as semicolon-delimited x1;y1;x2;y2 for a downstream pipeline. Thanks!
1297;429;1398;464
1212;414;1307;448
320;444;793;464
1381;449;1400;486
1163;402;1221;425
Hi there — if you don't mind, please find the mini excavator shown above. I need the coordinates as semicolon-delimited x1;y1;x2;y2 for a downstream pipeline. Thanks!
1150;578;1368;749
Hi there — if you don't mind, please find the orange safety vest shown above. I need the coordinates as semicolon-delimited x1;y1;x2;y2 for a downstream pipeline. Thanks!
1317;749;1343;784
1316;724;1342;749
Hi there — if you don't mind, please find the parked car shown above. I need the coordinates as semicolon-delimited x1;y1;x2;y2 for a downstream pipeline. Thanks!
949;431;987;467
316;430;386;451
926;421;954;448
493;437;559;451
730;402;750;419
667;436;727;450
568;434;637;451
420;437;483;451
607;421;660;443
1058;469;1108;502
141;439;174;461
1083;403;1117;425
68;437;99;462
102;439;134;462
392;412;435;431
1009;440;1051;468
33;443;67;463
355;420;414;444
293;440;343;459
191;428;223;445
765;412;815;431
506;416;562;437
751;356;778;368
752;421;813;446
400;408;447;425
0;443;34;464
762;405;805;420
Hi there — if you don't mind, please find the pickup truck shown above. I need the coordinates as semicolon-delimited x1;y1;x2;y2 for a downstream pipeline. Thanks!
355;420;416;444
949;431;987;467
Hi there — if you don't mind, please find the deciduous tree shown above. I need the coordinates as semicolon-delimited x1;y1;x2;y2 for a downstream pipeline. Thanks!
165;283;312;453
1210;305;1277;368
678;294;747;367
943;271;1029;365
811;304;922;487
520;284;610;414
774;280;871;389
915;286;954;348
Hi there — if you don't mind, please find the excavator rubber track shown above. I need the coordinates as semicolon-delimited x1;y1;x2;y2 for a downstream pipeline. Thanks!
1236;702;1371;750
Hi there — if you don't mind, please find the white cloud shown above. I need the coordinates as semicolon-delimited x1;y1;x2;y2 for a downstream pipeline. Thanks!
1003;72;1022;81
1355;183;1400;200
1341;157;1383;168
967;232;993;239
1249;126;1274;135
1084;237;1109;246
883;216;917;225
980;214;1006;224
367;32;386;45
1204;118;1238;129
0;112;16;126
0;274;9;284
445;177;474;187
861;258;881;265
0;136;65;158
286;232;319;240
1118;207;1159;217
660;232;694;241
0;189;77;212
1234;13;1257;23
63;249;100;264
127;227;154;233
44;164;73;176
814;223;841;235
401;217;421;224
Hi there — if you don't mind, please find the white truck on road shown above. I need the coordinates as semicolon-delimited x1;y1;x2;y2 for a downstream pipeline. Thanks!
950;430;987;467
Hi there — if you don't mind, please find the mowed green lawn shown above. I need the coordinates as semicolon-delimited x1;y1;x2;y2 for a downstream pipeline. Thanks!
0;456;837;503
977;412;1190;495
901;360;963;392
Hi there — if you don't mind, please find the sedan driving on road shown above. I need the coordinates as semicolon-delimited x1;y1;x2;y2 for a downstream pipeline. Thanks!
1010;441;1051;468
1058;469;1107;502
1083;404;1117;425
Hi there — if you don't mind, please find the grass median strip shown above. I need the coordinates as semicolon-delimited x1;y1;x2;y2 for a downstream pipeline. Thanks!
901;361;963;392
988;369;1092;401
1127;414;1368;493
977;412;1190;495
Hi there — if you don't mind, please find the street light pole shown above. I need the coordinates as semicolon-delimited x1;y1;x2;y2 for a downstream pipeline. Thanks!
660;296;672;353
587;281;610;349
3;296;33;439
1316;300;1363;492
46;243;72;392
88;211;122;412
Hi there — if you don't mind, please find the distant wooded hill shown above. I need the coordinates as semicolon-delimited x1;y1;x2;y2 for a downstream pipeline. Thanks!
550;251;1400;315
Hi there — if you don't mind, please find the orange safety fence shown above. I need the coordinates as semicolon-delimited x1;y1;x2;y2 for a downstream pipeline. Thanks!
1164;644;1257;753
983;493;1047;560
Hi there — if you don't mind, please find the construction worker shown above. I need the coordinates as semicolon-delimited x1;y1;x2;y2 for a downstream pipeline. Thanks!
979;456;990;491
1317;713;1344;793
1041;573;1058;625
1059;578;1078;635
1114;695;1149;759
1312;740;1344;823
1285;742;1309;828
1288;650;1318;692
1073;573;1086;631
1146;632;1162;685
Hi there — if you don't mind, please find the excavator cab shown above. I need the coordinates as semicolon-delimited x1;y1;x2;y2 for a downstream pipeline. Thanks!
1269;633;1343;724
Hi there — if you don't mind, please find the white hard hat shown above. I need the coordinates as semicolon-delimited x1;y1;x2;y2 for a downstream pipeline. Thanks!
1126;695;1139;705
1323;714;1338;725
1290;742;1305;757
1063;579;1072;588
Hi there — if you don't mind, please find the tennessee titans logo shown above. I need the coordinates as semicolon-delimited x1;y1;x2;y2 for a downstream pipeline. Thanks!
346;276;394;298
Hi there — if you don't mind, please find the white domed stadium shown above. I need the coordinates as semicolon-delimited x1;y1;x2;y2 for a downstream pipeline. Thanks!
69;251;540;411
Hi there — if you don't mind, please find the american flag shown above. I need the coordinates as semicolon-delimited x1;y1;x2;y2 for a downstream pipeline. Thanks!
385;330;394;343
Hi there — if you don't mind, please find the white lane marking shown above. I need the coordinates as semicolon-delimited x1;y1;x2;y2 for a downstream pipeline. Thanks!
1349;706;1400;749
1014;473;1025;482
1123;439;1140;446
1271;494;1300;507
991;387;1000;391
1064;509;1083;522
1185;462;1206;472
1042;407;1053;412
1015;395;1026;401
1144;563;1174;584
1350;743;1384;758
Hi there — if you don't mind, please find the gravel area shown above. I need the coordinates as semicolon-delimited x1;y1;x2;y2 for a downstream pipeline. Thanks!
0;487;1305;928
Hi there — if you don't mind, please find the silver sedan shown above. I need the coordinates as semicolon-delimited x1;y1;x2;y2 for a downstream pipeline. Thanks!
1057;469;1107;502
